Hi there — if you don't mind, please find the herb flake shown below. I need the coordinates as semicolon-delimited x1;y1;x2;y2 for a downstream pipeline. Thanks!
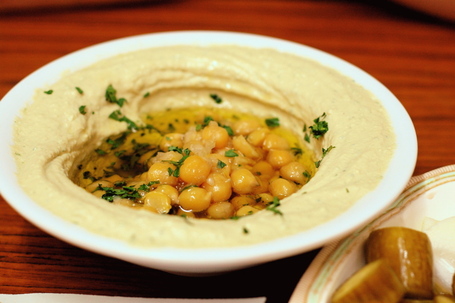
79;105;87;115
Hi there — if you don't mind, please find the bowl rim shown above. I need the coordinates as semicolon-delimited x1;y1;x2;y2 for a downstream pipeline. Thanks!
0;30;417;273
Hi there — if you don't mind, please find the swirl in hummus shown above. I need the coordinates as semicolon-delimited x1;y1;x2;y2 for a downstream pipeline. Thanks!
13;45;395;248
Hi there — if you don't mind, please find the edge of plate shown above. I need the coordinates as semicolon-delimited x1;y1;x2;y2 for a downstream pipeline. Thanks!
289;164;455;303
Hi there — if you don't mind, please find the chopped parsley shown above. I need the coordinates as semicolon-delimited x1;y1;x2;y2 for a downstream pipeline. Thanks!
265;117;280;128
138;181;160;191
165;146;191;177
303;170;312;180
95;148;107;155
195;116;215;131
44;89;53;95
105;84;126;107
210;93;223;104
217;160;227;169
106;133;128;149
315;145;335;168
96;184;141;202
291;147;303;156
309;113;328;139
75;87;84;94
266;197;282;215
222;125;234;136
79;105;87;115
225;149;239;157
109;110;139;130
143;92;150;98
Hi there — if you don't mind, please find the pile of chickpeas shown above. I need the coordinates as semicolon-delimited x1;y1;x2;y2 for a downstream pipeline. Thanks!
80;107;314;219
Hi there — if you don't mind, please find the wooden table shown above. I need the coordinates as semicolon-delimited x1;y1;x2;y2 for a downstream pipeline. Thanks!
1;0;454;301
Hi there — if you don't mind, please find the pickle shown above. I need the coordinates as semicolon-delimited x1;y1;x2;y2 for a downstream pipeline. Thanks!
331;259;405;303
434;295;455;303
365;227;433;299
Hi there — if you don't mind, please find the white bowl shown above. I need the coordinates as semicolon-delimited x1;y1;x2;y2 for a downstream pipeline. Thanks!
0;31;417;275
290;164;455;303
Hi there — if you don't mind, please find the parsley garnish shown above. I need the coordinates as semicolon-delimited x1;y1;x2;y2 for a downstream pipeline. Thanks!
217;160;227;169
291;147;303;156
105;84;126;107
109;110;139;130
222;125;234;136
266;197;283;215
225;149;238;157
210;93;223;104
44;90;53;95
165;146;191;177
195;116;215;131
95;148;106;155
315;145;335;168
138;181;160;191
79;105;87;115
303;170;312;180
309;113;328;139
106;132;128;149
75;87;84;94
265;117;280;128
96;184;141;202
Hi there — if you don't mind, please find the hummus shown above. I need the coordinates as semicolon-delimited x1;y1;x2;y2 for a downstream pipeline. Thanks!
13;45;396;248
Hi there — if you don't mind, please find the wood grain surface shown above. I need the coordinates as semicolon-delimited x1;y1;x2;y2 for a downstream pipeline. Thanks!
1;0;454;301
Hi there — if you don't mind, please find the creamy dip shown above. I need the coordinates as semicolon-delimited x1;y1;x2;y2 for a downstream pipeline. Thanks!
13;45;396;248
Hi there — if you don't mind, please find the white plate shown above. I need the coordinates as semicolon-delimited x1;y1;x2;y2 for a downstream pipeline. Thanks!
290;164;455;303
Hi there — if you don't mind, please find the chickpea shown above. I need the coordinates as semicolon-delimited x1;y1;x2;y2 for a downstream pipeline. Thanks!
256;193;275;207
252;160;276;179
203;173;232;203
231;168;260;195
153;184;179;205
207;201;235;219
269;178;298;200
236;205;260;217
126;180;151;197
178;187;212;212
262;133;290;150
160;133;184;151
86;180;114;193
280;161;308;184
176;208;196;218
206;153;232;176
142;191;172;214
252;177;269;195
153;151;182;162
201;121;229;149
183;140;213;157
247;127;269;147
232;119;261;136
104;174;124;184
146;161;178;186
179;155;211;185
92;189;106;198
267;149;294;169
114;198;138;208
231;195;256;210
232;135;261;159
